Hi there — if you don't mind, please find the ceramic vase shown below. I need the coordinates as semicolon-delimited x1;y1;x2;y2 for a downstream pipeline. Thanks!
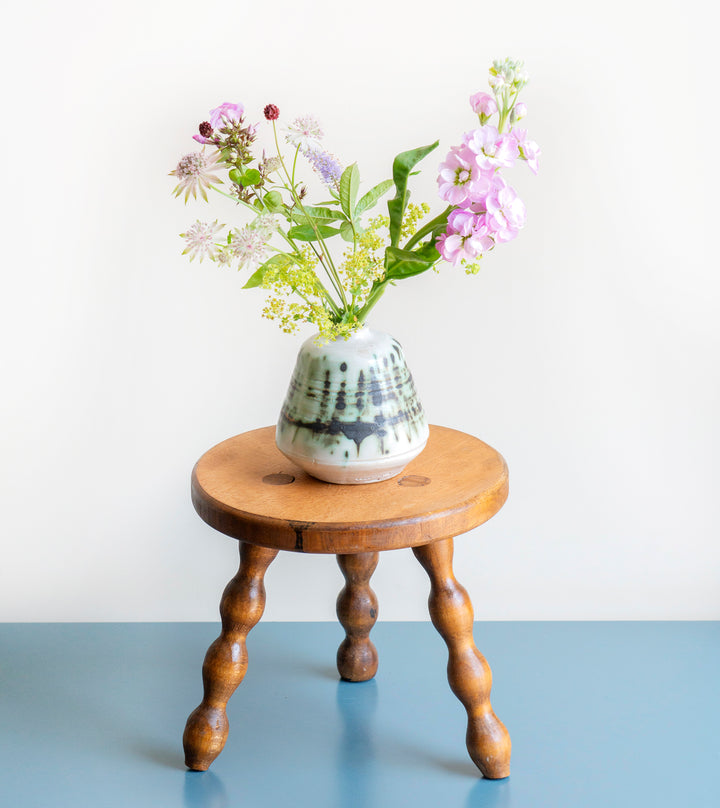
276;327;429;484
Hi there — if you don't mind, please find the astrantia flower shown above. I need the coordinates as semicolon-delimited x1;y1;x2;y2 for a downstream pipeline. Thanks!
229;225;269;270
285;115;323;150
209;102;245;129
512;128;541;175
252;214;280;241
181;220;223;262
485;177;526;242
464;126;519;171
437;146;481;206
303;147;343;188
169;150;222;202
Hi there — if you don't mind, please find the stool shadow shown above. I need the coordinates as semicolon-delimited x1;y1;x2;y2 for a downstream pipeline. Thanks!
304;662;341;681
129;739;186;770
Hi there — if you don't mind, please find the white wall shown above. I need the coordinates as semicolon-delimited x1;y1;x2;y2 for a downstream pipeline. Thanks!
1;0;717;621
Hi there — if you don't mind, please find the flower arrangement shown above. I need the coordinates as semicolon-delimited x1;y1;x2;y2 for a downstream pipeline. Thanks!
170;58;539;343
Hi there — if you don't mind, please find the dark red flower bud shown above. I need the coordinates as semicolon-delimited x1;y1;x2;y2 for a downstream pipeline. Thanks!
263;104;280;121
198;121;213;138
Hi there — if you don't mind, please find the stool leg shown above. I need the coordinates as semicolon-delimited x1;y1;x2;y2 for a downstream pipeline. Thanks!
183;541;277;771
336;552;379;682
413;537;511;779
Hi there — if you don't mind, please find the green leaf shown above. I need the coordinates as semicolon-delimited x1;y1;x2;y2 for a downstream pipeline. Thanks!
240;168;262;187
384;243;439;279
242;254;290;289
287;224;341;242
229;168;243;185
263;190;283;212
339;163;360;219
354;179;393;217
387;141;439;248
290;206;346;225
340;221;356;242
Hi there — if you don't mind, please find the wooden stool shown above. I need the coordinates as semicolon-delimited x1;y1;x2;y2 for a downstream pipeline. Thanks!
183;425;512;778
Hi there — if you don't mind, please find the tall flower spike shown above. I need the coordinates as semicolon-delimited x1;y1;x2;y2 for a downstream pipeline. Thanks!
303;147;343;188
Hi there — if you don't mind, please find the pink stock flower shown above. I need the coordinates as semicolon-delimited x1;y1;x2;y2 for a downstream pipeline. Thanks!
437;146;481;206
512;128;541;174
438;210;494;266
511;102;527;123
469;92;498;117
464;125;519;171
485;177;526;242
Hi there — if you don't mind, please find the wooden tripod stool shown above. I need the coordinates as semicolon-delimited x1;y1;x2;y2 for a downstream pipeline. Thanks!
183;425;512;778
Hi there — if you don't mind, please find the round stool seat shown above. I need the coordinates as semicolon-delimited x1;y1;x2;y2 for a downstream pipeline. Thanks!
191;424;509;554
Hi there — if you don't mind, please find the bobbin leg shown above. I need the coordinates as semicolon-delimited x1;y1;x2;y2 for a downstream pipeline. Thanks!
413;537;511;778
183;541;278;771
336;552;379;681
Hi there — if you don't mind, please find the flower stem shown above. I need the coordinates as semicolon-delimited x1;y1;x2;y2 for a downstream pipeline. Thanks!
355;279;389;323
271;121;349;313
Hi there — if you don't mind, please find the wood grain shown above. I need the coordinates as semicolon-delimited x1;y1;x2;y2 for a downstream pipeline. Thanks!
336;552;379;681
191;425;508;554
183;542;277;771
413;538;511;779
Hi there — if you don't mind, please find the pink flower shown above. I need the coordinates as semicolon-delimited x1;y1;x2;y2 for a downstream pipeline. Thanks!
464;125;519;171
209;102;245;129
437;146;480;206
192;103;245;143
485;177;526;242
469;92;498;118
510;102;527;123
512;128;541;174
438;211;494;266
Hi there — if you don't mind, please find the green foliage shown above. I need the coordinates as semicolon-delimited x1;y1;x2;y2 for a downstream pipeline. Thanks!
355;179;393;217
243;254;292;289
240;168;262;187
385;245;438;279
339;163;360;220
387;142;438;248
290;206;345;224
263;191;284;212
287;224;341;242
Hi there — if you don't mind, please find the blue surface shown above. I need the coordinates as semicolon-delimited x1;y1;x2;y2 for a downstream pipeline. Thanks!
0;622;718;807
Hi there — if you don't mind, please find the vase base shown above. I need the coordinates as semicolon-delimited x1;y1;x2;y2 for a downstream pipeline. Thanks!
278;440;428;485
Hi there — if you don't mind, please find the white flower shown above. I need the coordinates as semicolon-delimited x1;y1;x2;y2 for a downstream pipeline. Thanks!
170;150;222;203
229;225;268;270
285;115;324;150
251;214;279;240
181;220;223;262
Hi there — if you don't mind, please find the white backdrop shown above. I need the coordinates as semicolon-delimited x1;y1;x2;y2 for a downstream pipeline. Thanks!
1;0;717;621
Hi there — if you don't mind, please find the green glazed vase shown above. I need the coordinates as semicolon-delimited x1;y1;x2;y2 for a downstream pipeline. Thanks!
276;327;429;484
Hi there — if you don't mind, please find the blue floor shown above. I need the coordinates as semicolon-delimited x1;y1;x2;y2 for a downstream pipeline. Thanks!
1;622;718;807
